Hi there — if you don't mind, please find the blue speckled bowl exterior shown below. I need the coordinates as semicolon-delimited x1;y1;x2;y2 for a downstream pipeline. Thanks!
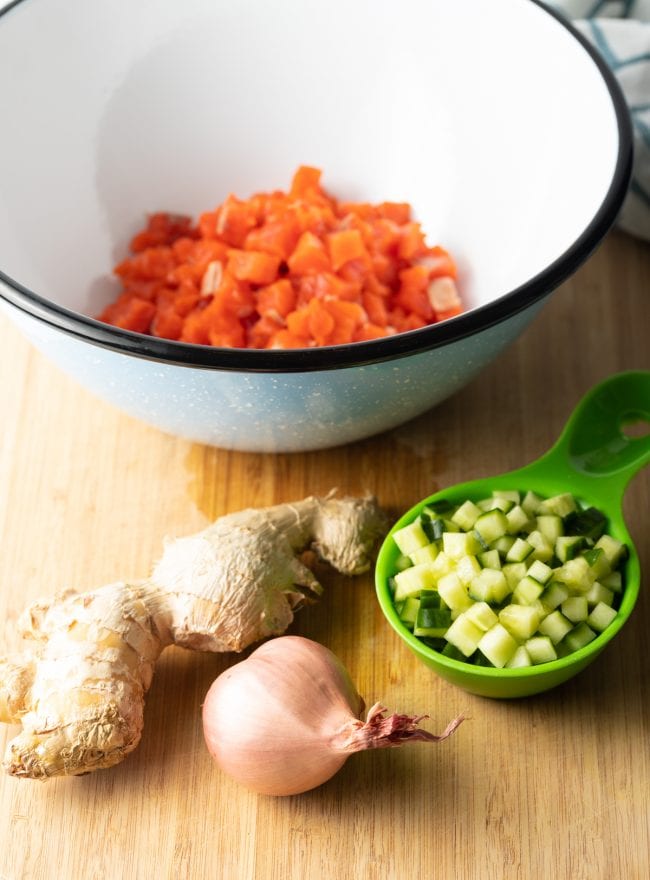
1;296;544;451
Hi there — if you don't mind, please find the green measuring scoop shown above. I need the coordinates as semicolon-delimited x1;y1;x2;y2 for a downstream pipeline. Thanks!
375;371;650;698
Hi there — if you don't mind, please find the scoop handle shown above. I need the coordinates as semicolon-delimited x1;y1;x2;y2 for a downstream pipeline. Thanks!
519;371;650;508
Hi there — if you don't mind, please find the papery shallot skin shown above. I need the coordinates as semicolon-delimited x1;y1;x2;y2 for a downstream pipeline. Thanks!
202;636;463;796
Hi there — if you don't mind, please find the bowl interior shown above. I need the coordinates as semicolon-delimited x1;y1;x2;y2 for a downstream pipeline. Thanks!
0;0;621;321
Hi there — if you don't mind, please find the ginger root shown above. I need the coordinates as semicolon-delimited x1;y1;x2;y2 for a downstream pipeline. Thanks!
0;493;386;780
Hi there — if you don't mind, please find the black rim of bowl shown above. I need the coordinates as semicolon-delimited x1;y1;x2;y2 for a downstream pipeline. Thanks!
0;0;634;374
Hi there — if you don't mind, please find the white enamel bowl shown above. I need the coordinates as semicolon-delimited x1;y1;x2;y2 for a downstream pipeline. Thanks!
0;0;632;452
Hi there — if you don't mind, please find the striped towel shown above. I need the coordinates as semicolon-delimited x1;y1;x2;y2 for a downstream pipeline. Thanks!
552;1;650;241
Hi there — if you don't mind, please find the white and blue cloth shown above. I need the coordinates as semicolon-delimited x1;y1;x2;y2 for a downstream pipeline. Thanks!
552;1;650;240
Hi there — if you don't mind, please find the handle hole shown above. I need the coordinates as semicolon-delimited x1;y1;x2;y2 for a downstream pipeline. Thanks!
622;417;650;440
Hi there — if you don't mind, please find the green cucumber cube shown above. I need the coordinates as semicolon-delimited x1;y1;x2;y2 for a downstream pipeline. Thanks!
582;547;611;580
441;642;466;661
437;572;472;612
503;562;528;590
445;614;484;656
477;623;518;668
498;603;541;640
521;490;543;516
585;582;614;607
397;596;420;628
409;543;439;565
506;537;534;563
428;551;455;582
594;534;627;568
537;610;573;645
414;605;452;637
450;500;482;531
525;635;557;664
393;521;429;556
537;492;578;517
600;571;623;593
443;530;482;560
561;622;597;652
506;505;530;535
512;575;544;606
474;509;509;544
492;535;516;557
526;559;553;585
555;557;594;592
505;646;533;668
479;549;501;570
561;596;588;622
493;490;521;504
586;602;617;633
535;514;564;543
393;563;437;600
539;581;570;611
526;530;554;563
419;590;443;609
465;601;498;632
468;568;509;604
455;554;482;586
555;535;585;563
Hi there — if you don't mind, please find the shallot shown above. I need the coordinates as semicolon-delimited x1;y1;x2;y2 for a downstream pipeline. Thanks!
202;636;464;796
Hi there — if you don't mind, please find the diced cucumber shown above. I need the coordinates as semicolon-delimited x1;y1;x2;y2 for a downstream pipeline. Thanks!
414;605;452;637
526;559;553;585
587;602;617;633
409;543;439;565
535;514;564;543
506;505;530;535
521;490;543;516
397;596;420;628
393;563;437;600
498;603;541;640
493;490;521;504
539;581;570;611
492;535;516;557
561;596;588;622
477;623;518;668
465;601;498;632
389;488;626;669
443;530;482;560
468;568;509;604
561;622;596;652
437;572;472;612
503;562;528;590
474;509;509;544
456;554;482;586
555;535;585;563
594;534;627;568
419;590;443;609
582;547;611;580
564;506;607;540
584;582;614;607
555;557;594;592
506;537;534;563
511;575;544;606
525;636;557;664
538;493;577;517
441;641;466;661
537;610;573;645
421;516;446;542
505;646;533;668
601;571;623;593
428;551;455;582
451;500;482;531
526;530;554;563
393;521;429;556
479;549;501;570
445;614;484;656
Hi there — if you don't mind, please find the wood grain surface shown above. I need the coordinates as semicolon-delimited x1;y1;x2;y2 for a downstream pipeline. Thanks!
0;230;649;880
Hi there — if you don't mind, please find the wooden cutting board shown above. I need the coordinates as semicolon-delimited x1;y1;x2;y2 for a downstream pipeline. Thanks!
0;230;649;880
